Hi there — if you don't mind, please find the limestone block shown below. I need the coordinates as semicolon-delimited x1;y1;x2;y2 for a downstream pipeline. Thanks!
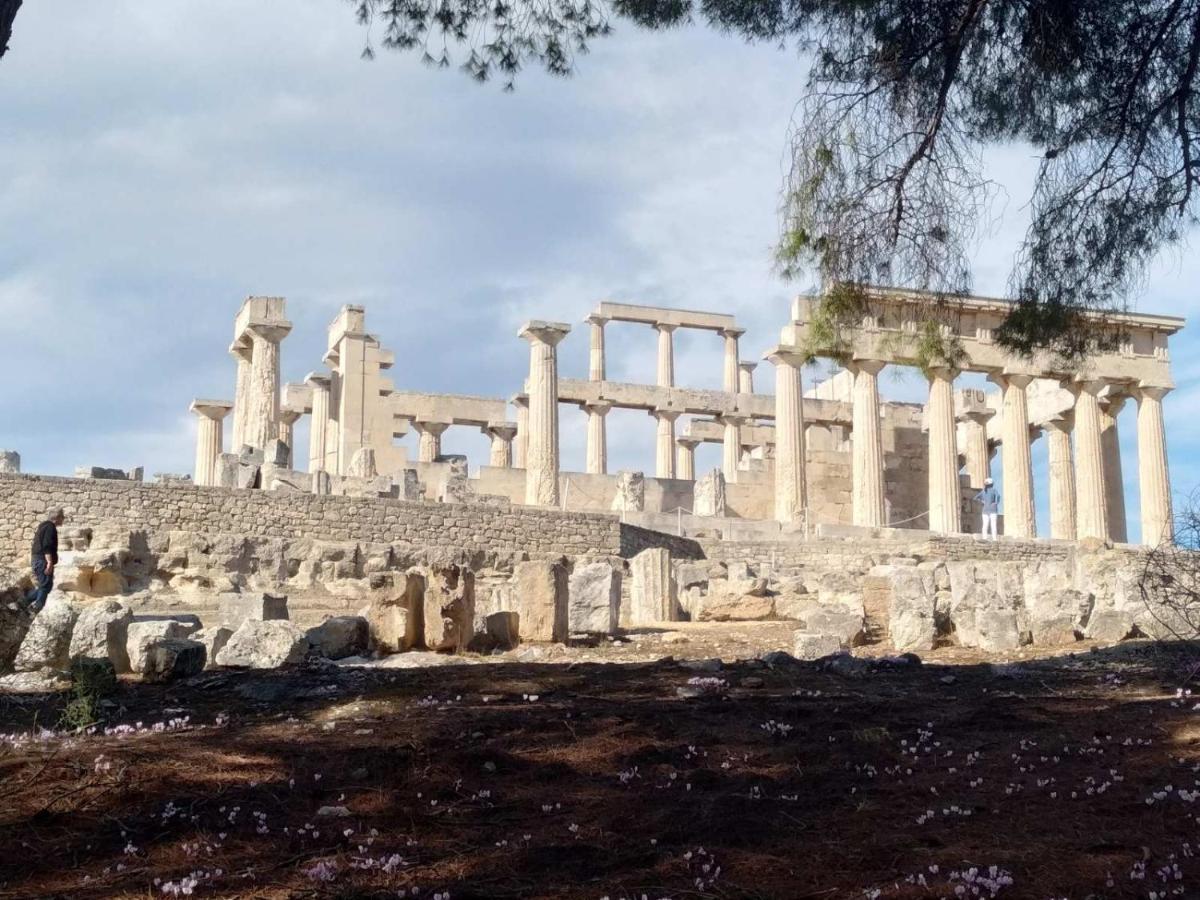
610;471;645;513
216;620;309;668
1026;588;1088;646
1084;609;1136;642
62;549;129;597
0;450;19;473
261;465;309;493
192;626;234;668
698;580;775;621
219;592;289;627
236;462;262;490
440;475;472;504
126;619;200;673
693;468;727;517
347;448;378;478
306;616;369;659
214;453;240;488
265;439;291;468
793;631;843;661
951;584;1022;652
75;466;130;480
511;560;569;643
366;572;424;654
675;563;709;592
422;566;476;651
311;471;332;495
568;562;620;634
883;566;937;652
68;599;133;672
486;611;520;650
400;469;422;501
13;596;78;672
628;548;676;626
143;639;206;683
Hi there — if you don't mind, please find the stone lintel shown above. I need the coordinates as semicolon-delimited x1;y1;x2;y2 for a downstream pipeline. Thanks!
594;301;738;333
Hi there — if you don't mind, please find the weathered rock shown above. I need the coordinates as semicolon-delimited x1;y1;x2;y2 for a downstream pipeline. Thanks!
610;471;645;513
1026;588;1088;645
216;620;309;668
220;592;289;627
400;469;422;500
792;631;843;661
803;606;865;646
628;548;676;626
13;596;78;672
264;439;291;468
191;626;234;668
422;566;475;651
306;616;369;660
68;599;133;672
126;619;200;673
1084;608;1137;642
511;561;568;642
951;583;1022;651
693;468;727;517
260;464;309;493
568;562;620;634
0;579;34;672
347;448;378;478
439;474;472;504
0;670;70;692
486;611;520;650
64;549;130;597
880;566;937;652
698;581;775;621
366;573;423;654
143;639;206;682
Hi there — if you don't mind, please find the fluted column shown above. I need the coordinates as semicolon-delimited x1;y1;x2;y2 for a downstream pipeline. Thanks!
278;409;301;468
850;360;886;527
520;321;571;506
586;314;608;382
1045;414;1076;540
230;343;253;450
414;421;450;463
656;324;677;388
1071;380;1109;541
653;408;680;479
927;367;962;534
189;400;233;486
738;362;756;394
719;414;746;484
1136;386;1173;546
583;401;612;474
511;394;529;469
963;410;995;489
993;373;1036;539
243;324;290;451
768;348;808;524
722;328;744;393
306;373;331;473
1100;395;1128;543
676;437;701;481
484;422;518;468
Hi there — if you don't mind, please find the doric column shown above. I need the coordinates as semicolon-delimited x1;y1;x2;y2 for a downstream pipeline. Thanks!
1135;386;1173;546
767;348;808;524
653;408;681;479
719;414;746;484
243;324;290;451
926;367;962;534
738;362;756;394
721;328;744;393
849;360;887;527
1071;380;1109;541
484;422;518;468
1044;414;1076;541
306;373;331;473
189;400;233;487
229;342;253;450
520;321;571;506
414;421;450;463
586;314;608;382
511;394;529;469
963;409;995;489
656;324;677;388
583;401;612;475
1100;394;1128;543
676;437;701;481
278;409;301;468
992;372;1036;539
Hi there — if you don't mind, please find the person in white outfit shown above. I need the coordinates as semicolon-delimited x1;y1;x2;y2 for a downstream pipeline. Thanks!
975;478;1000;539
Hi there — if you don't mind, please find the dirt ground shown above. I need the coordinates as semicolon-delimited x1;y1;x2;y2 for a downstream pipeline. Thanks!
2;629;1199;899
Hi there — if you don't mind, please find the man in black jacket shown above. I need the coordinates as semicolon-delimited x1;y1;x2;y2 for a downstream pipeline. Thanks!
29;507;65;612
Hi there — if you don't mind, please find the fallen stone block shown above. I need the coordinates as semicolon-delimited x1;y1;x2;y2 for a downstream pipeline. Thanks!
610;471;645;513
13;596;78;673
485;611;520;650
219;592;289;627
191;626;234;668
693;468;727;517
628;548;677;626
792;631;843;661
366;573;423;654
143;639;206;683
306;616;369;660
568;562;620;634
126;619;200;673
216;620;309;668
511;560;568;643
421;566;475;651
68;599;133;672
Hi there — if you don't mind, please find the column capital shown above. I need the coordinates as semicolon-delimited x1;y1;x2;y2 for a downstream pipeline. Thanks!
654;322;679;335
190;399;234;421
228;340;253;362
720;326;746;339
583;401;613;417
846;358;887;376
1101;393;1128;417
518;321;571;346
279;408;302;427
413;420;451;437
1043;411;1074;433
962;408;996;425
584;313;610;327
651;407;681;423
510;392;530;408
1134;384;1172;402
988;370;1035;390
676;437;703;451
718;413;749;427
738;361;757;374
305;371;331;390
926;366;960;383
484;421;519;441
247;322;293;344
764;345;807;368
1064;376;1108;397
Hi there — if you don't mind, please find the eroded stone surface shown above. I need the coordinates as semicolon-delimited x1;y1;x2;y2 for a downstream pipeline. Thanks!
568;562;619;634
68;599;133;672
13;597;78;673
216;620;309;668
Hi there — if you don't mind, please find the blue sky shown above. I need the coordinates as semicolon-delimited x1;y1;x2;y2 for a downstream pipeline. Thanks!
2;1;1198;542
